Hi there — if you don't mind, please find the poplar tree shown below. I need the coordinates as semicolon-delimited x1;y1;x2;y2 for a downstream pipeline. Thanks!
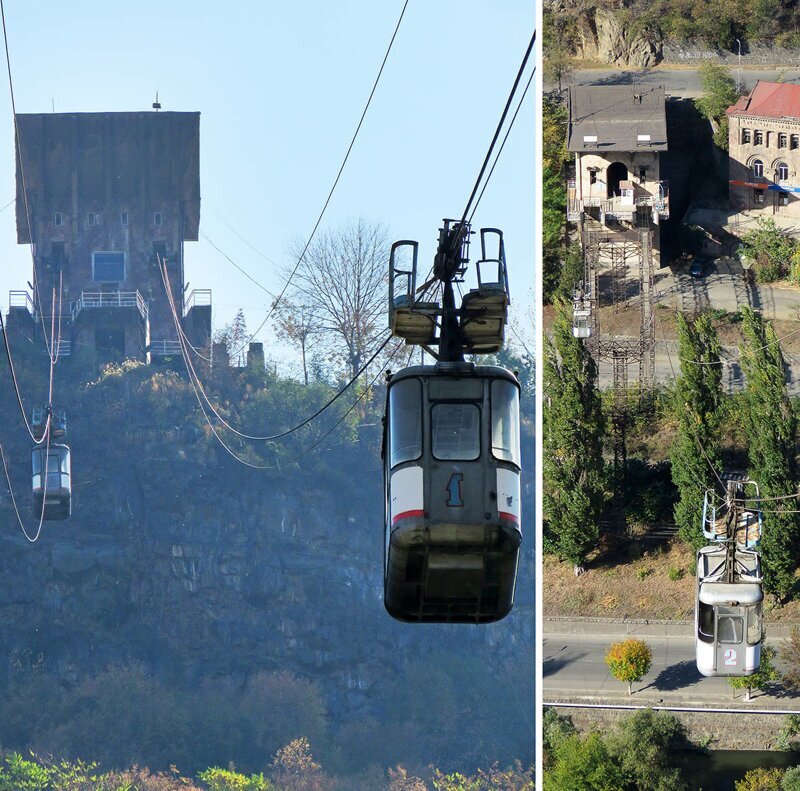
543;299;605;572
670;313;723;549
740;307;798;597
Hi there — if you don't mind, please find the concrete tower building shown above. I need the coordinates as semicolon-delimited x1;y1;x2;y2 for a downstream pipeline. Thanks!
8;110;210;362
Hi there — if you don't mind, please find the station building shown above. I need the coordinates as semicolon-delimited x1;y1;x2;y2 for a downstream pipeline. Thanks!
727;81;800;219
7;110;211;363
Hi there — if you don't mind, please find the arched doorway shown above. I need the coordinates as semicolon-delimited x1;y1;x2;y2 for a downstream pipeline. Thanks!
607;162;628;198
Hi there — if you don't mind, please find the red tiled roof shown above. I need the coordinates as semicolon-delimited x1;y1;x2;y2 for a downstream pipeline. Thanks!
727;81;800;119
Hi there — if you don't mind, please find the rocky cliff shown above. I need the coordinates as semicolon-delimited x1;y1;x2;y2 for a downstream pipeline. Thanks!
0;354;534;763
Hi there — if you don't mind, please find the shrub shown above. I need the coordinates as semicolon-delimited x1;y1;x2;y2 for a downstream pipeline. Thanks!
605;638;653;695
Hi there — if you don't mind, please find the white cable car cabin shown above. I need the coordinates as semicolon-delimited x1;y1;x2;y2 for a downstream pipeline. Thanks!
571;283;592;339
382;362;522;623
31;444;72;520
695;545;762;677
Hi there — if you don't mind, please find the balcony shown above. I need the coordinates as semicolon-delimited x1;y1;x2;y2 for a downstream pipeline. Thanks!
568;180;670;222
9;290;35;316
71;290;148;323
184;289;211;314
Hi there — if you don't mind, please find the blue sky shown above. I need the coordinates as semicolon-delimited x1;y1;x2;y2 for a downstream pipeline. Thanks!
0;1;534;366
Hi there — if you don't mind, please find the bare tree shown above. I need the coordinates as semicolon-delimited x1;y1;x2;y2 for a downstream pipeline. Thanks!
273;297;319;385
287;218;389;380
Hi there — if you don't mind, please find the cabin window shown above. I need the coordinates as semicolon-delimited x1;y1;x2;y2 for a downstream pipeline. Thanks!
92;251;125;282
752;159;764;178
698;602;714;644
491;379;521;466
780;192;790;206
778;162;790;181
431;403;480;461
779;133;788;148
754;189;765;205
742;129;751;144
747;604;762;645
718;615;743;644
389;378;421;467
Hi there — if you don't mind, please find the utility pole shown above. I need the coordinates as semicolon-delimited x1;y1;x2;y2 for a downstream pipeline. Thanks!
736;39;742;94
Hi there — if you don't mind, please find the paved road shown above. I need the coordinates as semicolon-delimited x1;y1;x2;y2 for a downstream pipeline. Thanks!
544;631;800;705
546;67;800;98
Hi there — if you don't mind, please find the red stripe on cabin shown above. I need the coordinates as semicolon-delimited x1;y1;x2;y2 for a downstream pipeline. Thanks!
392;509;425;525
499;511;519;525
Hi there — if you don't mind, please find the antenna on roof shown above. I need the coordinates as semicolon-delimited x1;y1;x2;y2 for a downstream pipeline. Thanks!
152;91;161;111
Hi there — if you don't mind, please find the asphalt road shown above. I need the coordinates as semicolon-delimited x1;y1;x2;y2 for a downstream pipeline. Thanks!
546;67;800;98
544;631;799;705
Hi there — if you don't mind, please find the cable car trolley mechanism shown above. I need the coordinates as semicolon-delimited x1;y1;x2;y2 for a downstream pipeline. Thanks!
695;478;763;677
383;220;521;623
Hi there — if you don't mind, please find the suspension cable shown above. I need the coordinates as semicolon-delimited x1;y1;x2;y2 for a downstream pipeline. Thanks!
451;28;536;252
223;0;410;361
0;0;54;361
467;65;535;226
159;254;393;442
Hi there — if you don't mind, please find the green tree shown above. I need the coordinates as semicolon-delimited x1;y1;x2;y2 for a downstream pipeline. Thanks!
198;767;274;791
670;312;723;549
544;732;626;791
741;218;798;283
608;710;689;791
740;307;798;597
543;707;577;768
543;299;605;571
729;644;779;701
696;63;741;150
605;638;653;695
0;754;49;791
543;97;569;302
782;765;800;790
736;767;784;791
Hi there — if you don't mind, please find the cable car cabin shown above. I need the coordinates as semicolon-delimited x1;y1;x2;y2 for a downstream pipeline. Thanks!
382;362;522;623
31;406;67;441
31;444;71;520
572;284;591;339
695;545;762;677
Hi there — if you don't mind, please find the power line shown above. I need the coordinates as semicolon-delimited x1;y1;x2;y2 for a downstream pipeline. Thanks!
200;230;276;298
223;0;410;361
468;65;535;226
452;27;536;250
0;0;54;362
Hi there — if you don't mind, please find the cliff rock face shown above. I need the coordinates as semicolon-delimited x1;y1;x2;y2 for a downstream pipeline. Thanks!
574;7;662;67
0;365;534;724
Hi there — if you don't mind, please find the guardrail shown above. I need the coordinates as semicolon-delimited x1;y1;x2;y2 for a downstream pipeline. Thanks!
9;290;35;315
71;290;148;323
184;289;211;312
149;339;182;356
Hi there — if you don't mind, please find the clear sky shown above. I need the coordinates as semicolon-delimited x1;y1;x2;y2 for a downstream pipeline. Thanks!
0;0;535;366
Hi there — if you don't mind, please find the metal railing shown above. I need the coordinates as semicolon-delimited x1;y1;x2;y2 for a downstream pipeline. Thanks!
149;339;182;356
71;290;148;323
9;290;35;315
184;289;212;313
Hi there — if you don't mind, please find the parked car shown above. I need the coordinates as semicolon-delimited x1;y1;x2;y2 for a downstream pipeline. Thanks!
690;257;712;278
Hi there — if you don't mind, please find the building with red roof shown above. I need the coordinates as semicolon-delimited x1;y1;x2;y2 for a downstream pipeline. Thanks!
727;81;800;218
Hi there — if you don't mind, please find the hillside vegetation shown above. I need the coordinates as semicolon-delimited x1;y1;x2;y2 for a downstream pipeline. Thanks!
0;334;534;785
